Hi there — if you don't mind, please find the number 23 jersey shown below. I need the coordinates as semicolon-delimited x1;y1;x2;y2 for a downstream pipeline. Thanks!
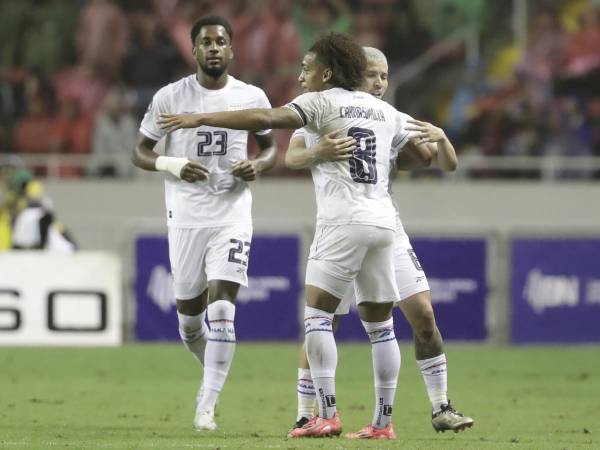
286;88;415;231
140;74;271;228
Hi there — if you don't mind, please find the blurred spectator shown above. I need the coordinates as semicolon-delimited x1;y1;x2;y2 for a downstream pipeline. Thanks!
562;5;600;78
0;0;30;69
381;1;432;66
89;86;137;177
153;0;218;69
122;12;183;117
292;0;352;53
13;96;55;154
352;8;383;49
50;97;92;155
54;64;110;117
20;0;79;74
49;96;92;177
516;9;565;110
75;0;129;80
230;0;279;86
432;0;486;38
556;5;600;97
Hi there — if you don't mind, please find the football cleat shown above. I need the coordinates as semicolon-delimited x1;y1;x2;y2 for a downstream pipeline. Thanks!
431;401;474;433
194;409;218;431
345;423;396;440
288;412;342;438
286;416;311;436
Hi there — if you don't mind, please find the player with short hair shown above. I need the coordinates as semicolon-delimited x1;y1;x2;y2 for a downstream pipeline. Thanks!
131;15;277;432
286;46;473;439
158;32;417;439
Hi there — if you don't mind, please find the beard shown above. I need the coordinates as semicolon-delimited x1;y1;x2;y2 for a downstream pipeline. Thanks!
200;61;227;78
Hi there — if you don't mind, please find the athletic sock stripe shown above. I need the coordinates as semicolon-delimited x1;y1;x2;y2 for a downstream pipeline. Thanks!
305;328;333;334
297;389;316;395
208;338;236;343
372;336;397;344
208;319;234;323
422;360;447;371
298;378;313;382
366;327;394;335
304;316;333;321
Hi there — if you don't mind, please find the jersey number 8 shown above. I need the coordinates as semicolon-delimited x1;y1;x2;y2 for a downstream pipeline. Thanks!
348;127;377;184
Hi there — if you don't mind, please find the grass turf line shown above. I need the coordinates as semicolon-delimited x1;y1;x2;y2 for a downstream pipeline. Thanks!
0;344;598;449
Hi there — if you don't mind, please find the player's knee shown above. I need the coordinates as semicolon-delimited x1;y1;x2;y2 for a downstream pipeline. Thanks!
207;300;236;339
176;291;207;315
208;280;240;302
362;317;396;345
412;307;437;341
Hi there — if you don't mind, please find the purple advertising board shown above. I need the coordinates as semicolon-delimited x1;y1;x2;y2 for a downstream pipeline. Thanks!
135;234;302;341
511;238;600;344
335;237;488;341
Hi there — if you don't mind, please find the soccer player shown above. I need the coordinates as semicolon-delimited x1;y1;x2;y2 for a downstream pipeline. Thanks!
286;47;474;438
131;16;277;432
159;32;417;439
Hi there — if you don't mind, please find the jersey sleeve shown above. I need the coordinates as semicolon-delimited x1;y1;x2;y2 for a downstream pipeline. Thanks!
253;88;273;136
290;128;306;141
284;92;325;130
139;86;170;141
392;111;418;150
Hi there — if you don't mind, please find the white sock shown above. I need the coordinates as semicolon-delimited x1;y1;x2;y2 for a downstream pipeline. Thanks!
177;311;208;365
362;318;400;429
197;300;236;412
297;368;315;421
304;306;337;419
417;354;448;413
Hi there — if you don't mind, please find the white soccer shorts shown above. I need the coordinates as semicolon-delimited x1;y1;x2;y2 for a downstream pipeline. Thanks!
168;224;252;300
335;228;430;314
305;224;400;305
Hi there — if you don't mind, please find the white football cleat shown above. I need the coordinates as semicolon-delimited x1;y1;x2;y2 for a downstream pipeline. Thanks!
194;408;218;431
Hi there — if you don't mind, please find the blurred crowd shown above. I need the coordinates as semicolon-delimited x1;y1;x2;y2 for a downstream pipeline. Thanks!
0;0;598;179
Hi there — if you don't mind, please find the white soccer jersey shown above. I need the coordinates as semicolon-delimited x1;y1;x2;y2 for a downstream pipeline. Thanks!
292;127;411;233
140;74;271;228
286;88;415;230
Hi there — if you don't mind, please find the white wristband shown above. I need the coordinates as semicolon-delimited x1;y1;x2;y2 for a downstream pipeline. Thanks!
155;156;189;179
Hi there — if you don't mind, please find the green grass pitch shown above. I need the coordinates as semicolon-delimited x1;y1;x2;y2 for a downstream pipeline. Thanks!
0;343;598;449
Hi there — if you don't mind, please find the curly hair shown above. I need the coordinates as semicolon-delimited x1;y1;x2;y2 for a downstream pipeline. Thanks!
309;32;366;91
190;15;233;44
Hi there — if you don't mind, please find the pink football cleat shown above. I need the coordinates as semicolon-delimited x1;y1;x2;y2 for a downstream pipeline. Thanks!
288;412;342;438
345;423;396;440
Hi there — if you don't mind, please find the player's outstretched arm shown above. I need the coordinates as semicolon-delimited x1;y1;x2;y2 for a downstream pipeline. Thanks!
285;131;356;170
231;132;277;181
158;107;304;133
405;119;458;171
396;141;434;170
131;133;209;182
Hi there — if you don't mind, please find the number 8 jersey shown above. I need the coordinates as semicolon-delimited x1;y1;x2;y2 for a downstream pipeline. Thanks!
140;74;272;228
285;88;416;231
